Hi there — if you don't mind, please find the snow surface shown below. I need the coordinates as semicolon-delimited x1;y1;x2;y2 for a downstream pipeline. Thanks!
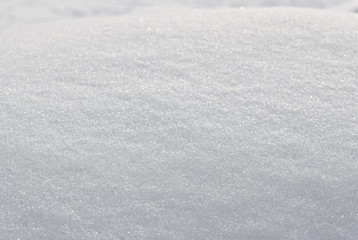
0;0;357;28
1;7;358;240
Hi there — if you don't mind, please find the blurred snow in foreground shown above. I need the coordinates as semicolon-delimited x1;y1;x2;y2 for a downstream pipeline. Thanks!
0;0;357;27
1;7;357;240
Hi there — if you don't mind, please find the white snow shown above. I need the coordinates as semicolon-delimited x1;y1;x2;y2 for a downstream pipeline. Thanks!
1;6;358;240
0;0;357;28
336;1;358;12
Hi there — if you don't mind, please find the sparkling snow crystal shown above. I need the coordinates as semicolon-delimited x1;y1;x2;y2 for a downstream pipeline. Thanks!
0;7;358;240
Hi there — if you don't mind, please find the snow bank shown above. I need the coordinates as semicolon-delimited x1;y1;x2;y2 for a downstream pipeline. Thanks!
1;8;358;240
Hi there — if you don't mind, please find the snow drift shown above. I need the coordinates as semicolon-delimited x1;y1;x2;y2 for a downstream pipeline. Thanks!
1;7;358;240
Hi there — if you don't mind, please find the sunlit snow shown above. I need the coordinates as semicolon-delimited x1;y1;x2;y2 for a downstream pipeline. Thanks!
0;4;358;240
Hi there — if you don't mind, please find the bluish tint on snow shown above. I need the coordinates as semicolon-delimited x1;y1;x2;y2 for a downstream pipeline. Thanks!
0;6;358;240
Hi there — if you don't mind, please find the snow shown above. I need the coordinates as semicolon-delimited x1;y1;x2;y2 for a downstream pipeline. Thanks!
0;0;357;27
336;1;358;12
1;6;358;240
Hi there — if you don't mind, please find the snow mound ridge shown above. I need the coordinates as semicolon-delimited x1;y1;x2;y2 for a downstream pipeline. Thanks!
1;8;358;240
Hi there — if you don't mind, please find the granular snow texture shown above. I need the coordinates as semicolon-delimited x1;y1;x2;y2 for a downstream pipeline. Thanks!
0;7;358;240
